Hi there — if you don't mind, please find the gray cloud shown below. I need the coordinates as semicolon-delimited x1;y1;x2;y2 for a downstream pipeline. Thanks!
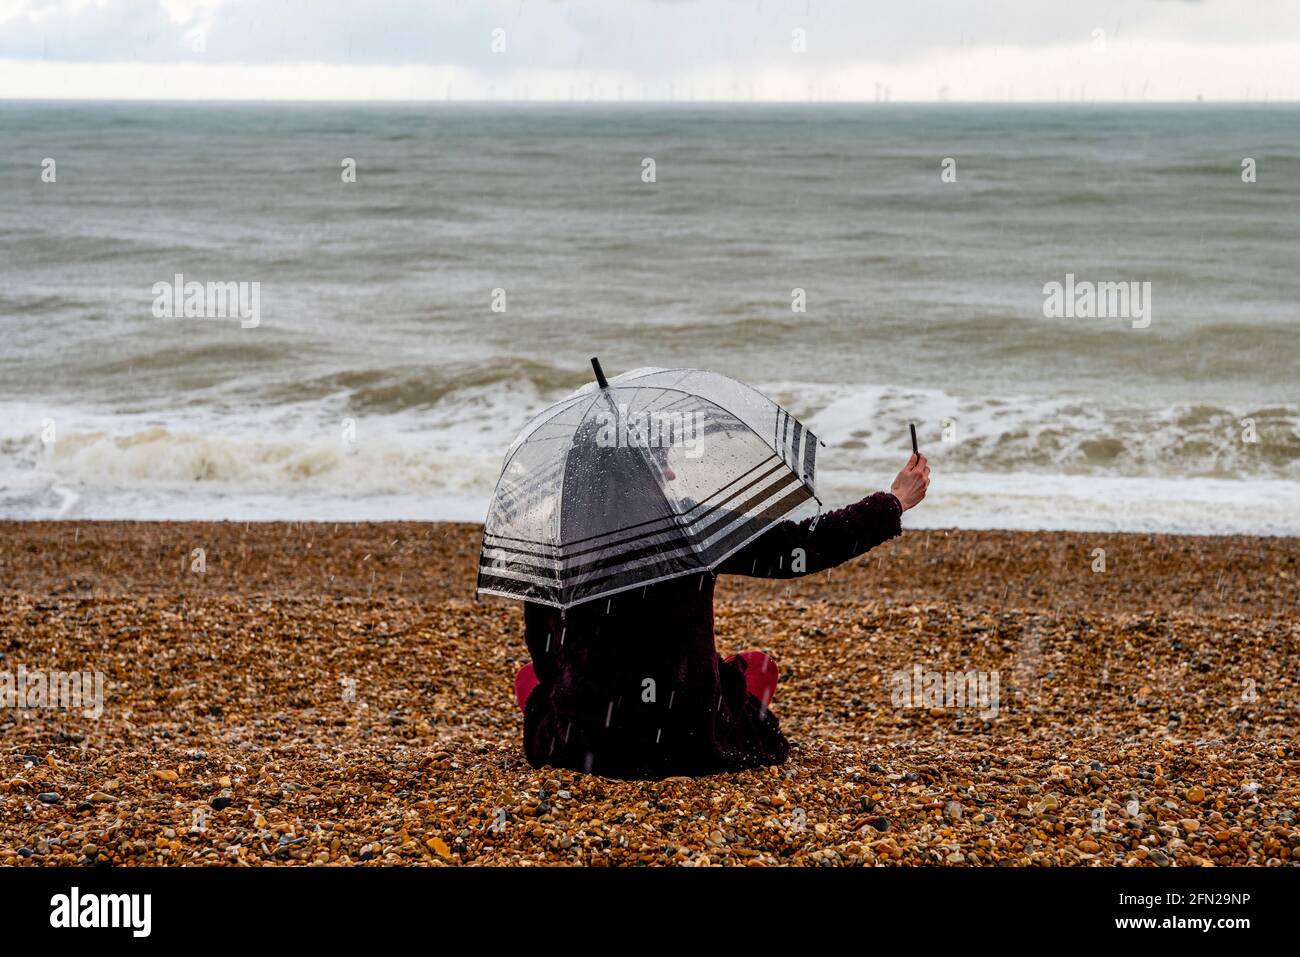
1;0;1294;68
1;0;1296;102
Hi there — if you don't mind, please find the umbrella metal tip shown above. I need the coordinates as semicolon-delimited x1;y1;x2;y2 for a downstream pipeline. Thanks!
591;356;609;389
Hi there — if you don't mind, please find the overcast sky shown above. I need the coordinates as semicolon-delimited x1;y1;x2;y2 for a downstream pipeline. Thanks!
1;0;1298;101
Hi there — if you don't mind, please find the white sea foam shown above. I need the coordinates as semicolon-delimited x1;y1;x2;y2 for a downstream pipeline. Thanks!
815;468;1300;537
2;380;1296;534
773;381;1299;482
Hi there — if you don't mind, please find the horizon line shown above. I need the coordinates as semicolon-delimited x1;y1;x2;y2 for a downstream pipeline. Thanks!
4;97;1298;106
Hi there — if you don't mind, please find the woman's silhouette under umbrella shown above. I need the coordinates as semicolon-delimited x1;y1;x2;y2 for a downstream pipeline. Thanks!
482;363;930;779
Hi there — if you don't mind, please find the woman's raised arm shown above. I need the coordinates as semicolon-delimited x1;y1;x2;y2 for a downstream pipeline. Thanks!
714;453;928;580
715;490;903;579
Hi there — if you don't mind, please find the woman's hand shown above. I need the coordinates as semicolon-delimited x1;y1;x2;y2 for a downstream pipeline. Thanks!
890;453;930;511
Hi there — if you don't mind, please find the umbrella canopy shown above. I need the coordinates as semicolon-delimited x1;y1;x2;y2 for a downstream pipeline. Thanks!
476;362;821;610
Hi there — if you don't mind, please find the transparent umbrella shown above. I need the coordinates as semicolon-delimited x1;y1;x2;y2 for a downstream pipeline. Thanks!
476;359;822;610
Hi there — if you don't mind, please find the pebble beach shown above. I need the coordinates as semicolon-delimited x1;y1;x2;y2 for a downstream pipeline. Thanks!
1;520;1296;867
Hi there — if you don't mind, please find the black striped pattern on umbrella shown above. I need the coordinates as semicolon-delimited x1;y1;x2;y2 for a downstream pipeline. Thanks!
483;455;791;557
477;474;812;607
773;407;818;488
480;460;795;579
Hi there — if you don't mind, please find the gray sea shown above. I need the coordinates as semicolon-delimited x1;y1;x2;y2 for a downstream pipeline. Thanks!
1;102;1297;533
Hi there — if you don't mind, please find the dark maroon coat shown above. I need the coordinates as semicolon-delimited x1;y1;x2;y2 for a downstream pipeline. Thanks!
520;491;903;779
